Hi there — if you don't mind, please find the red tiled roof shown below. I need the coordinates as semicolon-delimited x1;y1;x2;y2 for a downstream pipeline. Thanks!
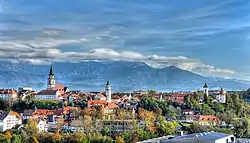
9;111;21;119
171;93;188;97
88;100;119;109
198;115;219;122
37;89;58;95
106;103;119;109
33;109;55;116
55;84;64;89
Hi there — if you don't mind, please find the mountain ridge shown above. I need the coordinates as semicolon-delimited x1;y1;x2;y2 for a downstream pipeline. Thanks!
0;61;249;92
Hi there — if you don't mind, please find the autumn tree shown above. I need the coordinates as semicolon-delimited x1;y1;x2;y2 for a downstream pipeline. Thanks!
24;119;39;136
115;136;125;143
138;108;156;132
115;109;125;120
4;131;12;139
29;136;39;143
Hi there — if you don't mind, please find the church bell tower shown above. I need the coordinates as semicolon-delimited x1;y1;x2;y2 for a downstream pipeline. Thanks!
47;65;56;89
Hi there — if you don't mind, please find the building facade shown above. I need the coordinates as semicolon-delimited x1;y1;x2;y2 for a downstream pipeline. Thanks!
0;111;22;132
0;89;17;101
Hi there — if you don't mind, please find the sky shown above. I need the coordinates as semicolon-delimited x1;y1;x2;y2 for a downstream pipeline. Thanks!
0;0;250;80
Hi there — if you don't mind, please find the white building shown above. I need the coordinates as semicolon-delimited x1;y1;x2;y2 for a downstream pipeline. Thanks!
37;119;47;132
0;89;17;101
48;65;56;89
105;81;112;103
139;132;235;143
35;89;60;100
0;111;22;132
203;82;209;96
215;88;226;103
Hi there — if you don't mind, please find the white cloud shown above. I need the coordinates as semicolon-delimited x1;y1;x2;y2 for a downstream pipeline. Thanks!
0;38;236;78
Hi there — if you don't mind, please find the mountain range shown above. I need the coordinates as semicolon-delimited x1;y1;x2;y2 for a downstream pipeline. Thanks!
0;61;249;92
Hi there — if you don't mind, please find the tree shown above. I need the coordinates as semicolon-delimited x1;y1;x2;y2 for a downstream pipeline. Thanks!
187;123;208;133
4;131;12;139
24;119;39;136
204;93;209;104
20;130;28;143
0;134;10;143
11;134;21;143
200;104;215;115
218;110;234;128
155;117;175;136
233;118;249;138
29;136;39;143
213;103;225;114
115;136;125;143
116;109;125;120
54;131;62;141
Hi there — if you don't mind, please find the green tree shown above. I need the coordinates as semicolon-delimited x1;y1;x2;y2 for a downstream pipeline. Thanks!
233;118;249;138
0;134;10;143
218;110;234;128
213;103;225;114
187;123;208;133
204;93;209;104
11;134;21;143
20;130;28;143
200;104;215;115
155;117;175;136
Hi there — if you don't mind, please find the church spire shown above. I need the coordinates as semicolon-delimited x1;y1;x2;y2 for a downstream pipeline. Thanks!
49;64;54;76
106;80;110;86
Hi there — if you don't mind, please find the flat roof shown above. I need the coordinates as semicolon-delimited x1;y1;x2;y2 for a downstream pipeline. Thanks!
174;132;233;141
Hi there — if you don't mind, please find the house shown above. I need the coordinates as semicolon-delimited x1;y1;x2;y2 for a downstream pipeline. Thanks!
93;93;106;101
21;110;35;119
64;87;70;93
37;119;48;132
99;120;137;134
35;89;61;100
0;89;18;101
55;84;65;95
111;94;121;104
32;109;55;118
167;93;188;104
87;100;119;113
0;111;22;132
181;115;200;123
198;115;220;126
182;109;194;115
18;89;36;101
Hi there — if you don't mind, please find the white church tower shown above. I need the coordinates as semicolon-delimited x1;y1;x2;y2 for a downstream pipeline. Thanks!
47;65;56;89
203;82;209;96
105;80;111;103
217;88;226;103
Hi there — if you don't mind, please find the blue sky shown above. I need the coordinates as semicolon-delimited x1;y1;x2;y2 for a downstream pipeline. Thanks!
0;0;250;80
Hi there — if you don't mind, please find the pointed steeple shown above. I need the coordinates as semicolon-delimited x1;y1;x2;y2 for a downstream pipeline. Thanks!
203;82;208;88
49;64;54;76
106;80;110;86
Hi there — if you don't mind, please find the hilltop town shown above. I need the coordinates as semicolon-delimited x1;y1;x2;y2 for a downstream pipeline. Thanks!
0;65;250;143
